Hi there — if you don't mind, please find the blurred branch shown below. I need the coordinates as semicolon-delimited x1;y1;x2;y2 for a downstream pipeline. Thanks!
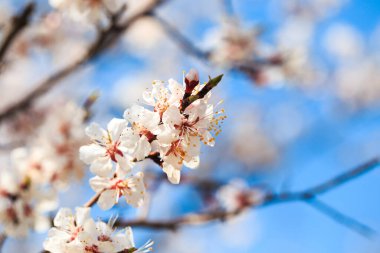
0;0;167;124
0;3;35;67
306;198;375;237
115;157;380;237
0;234;6;253
267;158;380;204
153;13;282;82
82;90;100;122
0;140;24;151
153;14;210;62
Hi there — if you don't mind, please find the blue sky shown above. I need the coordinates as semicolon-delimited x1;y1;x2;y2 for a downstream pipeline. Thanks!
4;0;380;252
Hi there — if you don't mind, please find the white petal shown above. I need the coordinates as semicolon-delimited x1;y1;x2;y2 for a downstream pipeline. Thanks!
85;122;106;140
53;208;73;228
162;106;182;128
34;215;51;232
133;136;151;161
75;207;91;226
162;163;181;184
115;154;132;174
89;176;110;192
184;156;200;169
79;144;106;164
124;172;145;208
98;190;118;210
107;118;127;141
89;157;113;177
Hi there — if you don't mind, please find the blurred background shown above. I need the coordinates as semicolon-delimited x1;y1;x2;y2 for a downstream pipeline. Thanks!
1;0;380;252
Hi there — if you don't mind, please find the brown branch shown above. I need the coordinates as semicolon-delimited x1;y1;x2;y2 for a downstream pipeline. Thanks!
0;234;6;253
115;157;380;237
0;3;35;66
146;152;163;167
83;189;106;208
0;0;167;124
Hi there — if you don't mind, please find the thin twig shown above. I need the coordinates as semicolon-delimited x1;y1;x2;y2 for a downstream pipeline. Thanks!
113;157;380;237
154;13;283;83
306;198;376;237
0;3;35;66
153;14;210;62
83;189;106;208
266;158;380;204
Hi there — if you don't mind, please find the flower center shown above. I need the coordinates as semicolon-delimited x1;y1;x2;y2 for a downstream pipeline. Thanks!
106;140;123;162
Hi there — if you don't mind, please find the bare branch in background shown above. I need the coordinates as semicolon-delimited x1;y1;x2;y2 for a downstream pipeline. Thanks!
0;0;167;124
153;14;210;62
306;198;375;237
154;12;283;82
0;234;6;253
0;3;35;67
114;157;379;237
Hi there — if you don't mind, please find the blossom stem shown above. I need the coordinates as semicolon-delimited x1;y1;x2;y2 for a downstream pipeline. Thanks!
181;74;224;112
83;189;106;208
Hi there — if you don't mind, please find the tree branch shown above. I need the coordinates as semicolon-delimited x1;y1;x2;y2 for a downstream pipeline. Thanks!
0;0;167;124
0;3;35;67
153;14;210;62
83;189;106;208
306;198;376;237
266;158;380;204
0;234;6;253
115;157;380;237
154;13;283;83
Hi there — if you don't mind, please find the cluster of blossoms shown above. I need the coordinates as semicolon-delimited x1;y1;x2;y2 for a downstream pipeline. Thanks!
208;19;259;68
13;102;88;189
0;172;56;237
0;101;87;237
43;69;224;252
44;207;153;253
216;179;265;212
205;18;300;85
79;69;225;213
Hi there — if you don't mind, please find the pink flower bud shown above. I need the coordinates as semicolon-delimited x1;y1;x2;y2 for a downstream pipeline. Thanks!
185;68;199;94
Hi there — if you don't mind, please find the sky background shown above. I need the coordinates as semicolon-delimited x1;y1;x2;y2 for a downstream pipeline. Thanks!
3;0;380;252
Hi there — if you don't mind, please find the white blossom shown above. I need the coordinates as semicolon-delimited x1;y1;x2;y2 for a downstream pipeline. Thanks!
44;207;153;253
89;171;146;210
141;79;184;117
217;179;265;212
156;98;225;184
12;102;88;189
207;19;258;68
0;171;57;237
80;118;132;177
